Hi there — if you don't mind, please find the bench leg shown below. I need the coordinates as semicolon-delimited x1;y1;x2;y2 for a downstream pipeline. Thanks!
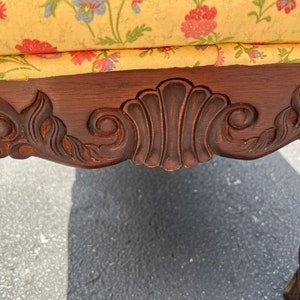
284;249;300;300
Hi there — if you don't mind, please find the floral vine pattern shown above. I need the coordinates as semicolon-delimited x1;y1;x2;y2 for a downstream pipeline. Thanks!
0;55;40;79
97;0;151;46
234;43;267;63
0;39;56;79
181;0;232;45
278;47;300;63
43;0;152;44
69;50;121;72
0;2;35;79
0;1;299;79
43;0;99;37
139;46;179;59
248;0;296;23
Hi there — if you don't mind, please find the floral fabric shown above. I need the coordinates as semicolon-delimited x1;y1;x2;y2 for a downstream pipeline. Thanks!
0;0;300;80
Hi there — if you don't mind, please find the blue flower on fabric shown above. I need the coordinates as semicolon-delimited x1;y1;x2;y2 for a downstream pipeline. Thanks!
43;0;62;17
73;0;106;23
45;4;53;17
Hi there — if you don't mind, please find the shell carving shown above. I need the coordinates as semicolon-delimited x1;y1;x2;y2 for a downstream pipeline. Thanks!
121;79;231;170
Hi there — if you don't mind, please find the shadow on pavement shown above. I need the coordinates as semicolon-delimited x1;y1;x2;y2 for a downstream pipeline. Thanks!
68;153;300;300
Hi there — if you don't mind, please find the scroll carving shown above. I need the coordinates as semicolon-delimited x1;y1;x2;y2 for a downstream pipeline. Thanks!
0;79;300;171
0;91;135;168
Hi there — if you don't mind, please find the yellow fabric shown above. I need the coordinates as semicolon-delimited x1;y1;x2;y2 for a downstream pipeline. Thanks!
0;0;299;80
1;44;300;80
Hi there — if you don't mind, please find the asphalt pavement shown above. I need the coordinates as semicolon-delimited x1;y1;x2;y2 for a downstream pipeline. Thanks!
0;142;300;300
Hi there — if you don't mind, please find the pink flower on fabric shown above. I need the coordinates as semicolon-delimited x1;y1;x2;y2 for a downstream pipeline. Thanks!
93;52;120;72
131;0;143;13
181;5;217;39
70;51;97;65
276;0;296;13
15;39;57;54
0;1;7;20
250;50;262;58
214;46;225;66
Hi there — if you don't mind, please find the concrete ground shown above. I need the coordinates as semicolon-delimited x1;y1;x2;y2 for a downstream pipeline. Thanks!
0;142;300;300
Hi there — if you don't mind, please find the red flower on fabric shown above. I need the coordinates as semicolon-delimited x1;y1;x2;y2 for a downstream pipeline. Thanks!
15;39;57;54
0;2;7;20
276;0;296;13
70;51;97;65
181;5;217;39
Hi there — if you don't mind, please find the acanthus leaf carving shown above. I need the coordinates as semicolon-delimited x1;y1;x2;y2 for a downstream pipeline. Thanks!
211;88;300;159
0;79;300;171
6;91;135;167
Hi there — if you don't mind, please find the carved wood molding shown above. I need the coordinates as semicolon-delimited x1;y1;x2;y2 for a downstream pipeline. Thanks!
0;78;300;171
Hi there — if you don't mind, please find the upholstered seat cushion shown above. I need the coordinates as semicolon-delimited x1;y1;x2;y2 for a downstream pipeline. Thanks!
0;0;300;79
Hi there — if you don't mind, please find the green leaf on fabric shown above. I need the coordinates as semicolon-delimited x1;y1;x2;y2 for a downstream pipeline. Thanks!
235;50;243;59
0;59;13;64
125;25;152;44
278;48;288;57
139;49;152;58
252;1;261;7
264;16;272;22
98;37;119;46
218;37;233;43
248;11;258;17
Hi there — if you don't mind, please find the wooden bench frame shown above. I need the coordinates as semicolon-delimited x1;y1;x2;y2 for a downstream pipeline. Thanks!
0;63;299;298
1;64;300;170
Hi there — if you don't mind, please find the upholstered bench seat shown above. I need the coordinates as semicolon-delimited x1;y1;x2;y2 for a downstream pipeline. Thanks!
0;0;300;79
